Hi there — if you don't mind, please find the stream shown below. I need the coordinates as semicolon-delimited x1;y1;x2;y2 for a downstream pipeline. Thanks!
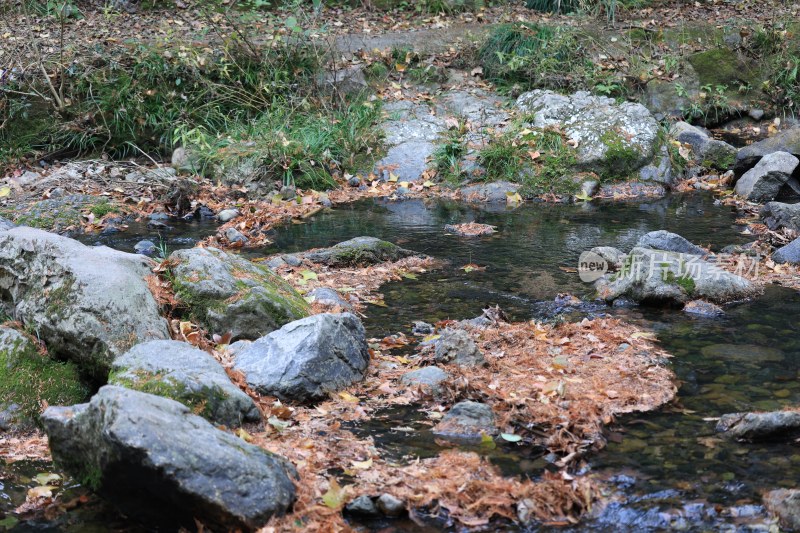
2;192;797;531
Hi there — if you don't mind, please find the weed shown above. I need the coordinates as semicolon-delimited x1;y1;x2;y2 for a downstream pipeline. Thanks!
433;123;468;185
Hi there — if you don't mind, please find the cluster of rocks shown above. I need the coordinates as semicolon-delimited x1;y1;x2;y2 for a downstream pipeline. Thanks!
0;221;389;530
592;230;757;312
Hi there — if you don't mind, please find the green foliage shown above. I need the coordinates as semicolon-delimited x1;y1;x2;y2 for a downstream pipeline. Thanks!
433;124;468;185
478;23;597;91
599;130;641;180
89;200;117;218
0;331;90;425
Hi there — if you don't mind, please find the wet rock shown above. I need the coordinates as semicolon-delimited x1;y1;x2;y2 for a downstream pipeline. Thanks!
302;236;415;267
720;241;760;256
597;181;666;199
531;294;607;321
0;228;169;379
307;287;353;311
134;240;157;256
635;230;706;256
683;300;724;317
749;108;766;121
400;366;449;395
460;181;520;203
717;410;800;441
6;194;92;232
734;151;800;202
346;495;379;516
377;493;405;516
517;90;659;176
217;209;240;223
347;175;362;187
700;343;784;362
233;313;369;402
432;401;497;441
42;386;296;530
595;247;756;306
109;340;260;428
171;247;309;340
224;227;248;244
0;326;88;429
638;152;677;187
412;321;434;335
671;122;737;170
318;65;367;96
590;246;626;270
0;216;14;231
764;489;800;531
735;126;800;175
279;185;296;201
761;202;800;231
772;236;800;264
149;212;170;222
434;329;484;367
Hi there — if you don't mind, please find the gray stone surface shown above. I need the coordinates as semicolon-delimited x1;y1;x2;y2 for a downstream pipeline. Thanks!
377;493;405;516
347;495;379;516
596;247;756;305
318;65;368;96
716;410;800;441
224;227;248;244
375;101;445;182
635;230;706;256
233;313;370;402
375;141;436;183
683;300;724;317
764;489;800;531
590;246;626;270
432;400;497;441
671;122;737;170
517;90;659;176
42;386;296;530
638;152;676;187
109;340;260;427
460;181;520;202
217;209;240;223
399;366;449;394
735;127;800;175
171;247;309;341
0;227;169;379
641;68;699;120
772;237;800;264
0;216;14;231
307;287;353;311
761;202;800;231
134;240;157;256
302;236;415;267
434;328;484;367
734;151;799;202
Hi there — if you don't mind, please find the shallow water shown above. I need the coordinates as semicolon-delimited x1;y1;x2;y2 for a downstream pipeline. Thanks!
3;192;797;531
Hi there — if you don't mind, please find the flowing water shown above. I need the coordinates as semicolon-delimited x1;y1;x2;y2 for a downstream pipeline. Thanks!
3;192;798;531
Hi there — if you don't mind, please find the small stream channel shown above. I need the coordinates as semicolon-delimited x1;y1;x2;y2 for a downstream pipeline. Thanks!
2;192;797;531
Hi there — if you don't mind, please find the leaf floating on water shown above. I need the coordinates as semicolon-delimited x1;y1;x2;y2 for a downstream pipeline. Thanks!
34;473;61;486
462;263;486;273
506;191;522;204
322;478;348;509
500;433;522;443
388;172;399;182
479;433;496;450
400;271;418;280
630;331;657;340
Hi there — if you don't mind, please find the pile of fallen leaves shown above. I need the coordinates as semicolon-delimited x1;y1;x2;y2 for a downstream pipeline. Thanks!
444;222;497;237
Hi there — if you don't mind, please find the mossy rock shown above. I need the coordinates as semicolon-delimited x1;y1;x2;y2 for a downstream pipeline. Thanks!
108;340;260;427
301;236;416;267
170;247;310;341
0;326;89;429
688;48;759;89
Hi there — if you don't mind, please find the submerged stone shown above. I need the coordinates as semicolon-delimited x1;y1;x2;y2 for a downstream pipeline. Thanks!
301;236;415;267
109;340;260;427
764;489;800;531
42;386;296;530
700;343;784;362
717;410;800;441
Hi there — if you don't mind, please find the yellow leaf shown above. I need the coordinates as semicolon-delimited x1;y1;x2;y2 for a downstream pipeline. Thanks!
506;192;522;204
351;458;373;470
322;478;348;509
388;173;399;182
338;391;359;403
0;186;10;198
631;331;657;340
422;180;434;188
398;181;410;188
395;62;407;72
236;428;253;442
422;334;441;342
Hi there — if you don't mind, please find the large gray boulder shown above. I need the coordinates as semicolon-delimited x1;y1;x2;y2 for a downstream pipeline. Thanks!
0;227;169;379
516;90;659;177
761;202;800;231
670;122;736;170
42;386;296;530
716;410;800;441
170;247;309;341
735;126;800;175
635;230;706;256
764;489;800;531
400;366;450;395
375;100;445;182
595;247;757;305
301;237;415;267
772;237;800;264
233;313;370;402
734;152;800;202
109;340;260;428
0;326;88;429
